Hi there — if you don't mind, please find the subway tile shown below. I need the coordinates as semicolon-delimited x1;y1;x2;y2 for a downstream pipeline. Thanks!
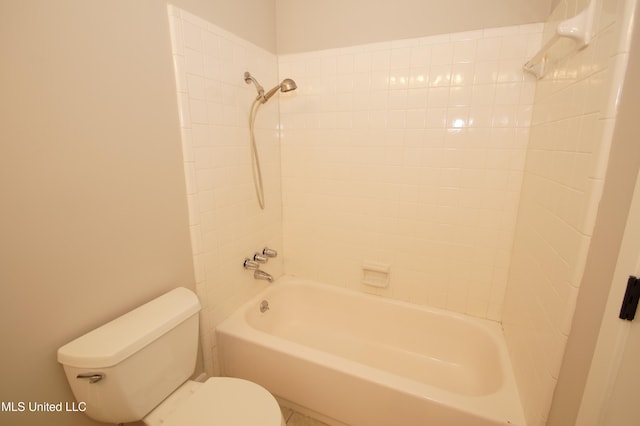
494;82;521;105
410;45;431;67
408;68;429;88
476;37;503;61
406;88;428;108
428;64;452;87
468;106;494;128
446;107;470;128
448;86;473;107
188;98;208;123
497;59;526;82
370;72;390;91
390;46;412;69
184;47;205;76
425;107;448;128
453;39;477;63
451;63;475;86
428;86;450;106
430;42;454;65
405;109;426;129
388;71;409;90
499;34;530;59
474;61;500;84
202;31;220;58
353;51;373;73
336;54;355;74
182;20;203;51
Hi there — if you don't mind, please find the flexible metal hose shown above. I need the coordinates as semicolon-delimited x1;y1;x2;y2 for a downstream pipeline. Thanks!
249;98;266;209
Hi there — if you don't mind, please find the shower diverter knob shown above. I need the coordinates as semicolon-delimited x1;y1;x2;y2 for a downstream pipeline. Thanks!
262;247;278;258
253;253;268;263
243;258;260;270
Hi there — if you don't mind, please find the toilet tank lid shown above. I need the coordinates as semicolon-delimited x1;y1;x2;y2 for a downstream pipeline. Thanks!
57;287;201;369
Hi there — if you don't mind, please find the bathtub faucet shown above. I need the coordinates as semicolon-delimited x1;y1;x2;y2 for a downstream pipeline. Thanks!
253;269;274;282
243;258;273;282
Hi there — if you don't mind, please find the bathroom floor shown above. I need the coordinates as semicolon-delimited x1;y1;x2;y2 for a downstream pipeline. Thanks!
281;406;331;426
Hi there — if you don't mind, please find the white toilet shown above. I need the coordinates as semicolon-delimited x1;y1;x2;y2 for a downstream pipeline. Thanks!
57;287;285;426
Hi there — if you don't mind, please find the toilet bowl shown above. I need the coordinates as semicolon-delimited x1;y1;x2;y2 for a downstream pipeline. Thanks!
57;287;284;426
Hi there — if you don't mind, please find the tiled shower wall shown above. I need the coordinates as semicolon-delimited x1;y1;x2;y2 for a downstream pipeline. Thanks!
502;0;636;424
166;2;634;423
279;25;543;320
167;6;284;375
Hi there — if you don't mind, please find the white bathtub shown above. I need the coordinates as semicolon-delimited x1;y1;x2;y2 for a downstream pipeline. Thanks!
216;276;525;426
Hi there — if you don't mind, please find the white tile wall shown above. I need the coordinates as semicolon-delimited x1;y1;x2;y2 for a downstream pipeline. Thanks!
501;0;635;424
167;5;284;375
278;25;543;321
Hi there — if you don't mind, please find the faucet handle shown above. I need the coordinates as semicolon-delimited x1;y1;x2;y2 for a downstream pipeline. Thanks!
243;258;259;270
253;253;268;263
262;247;278;258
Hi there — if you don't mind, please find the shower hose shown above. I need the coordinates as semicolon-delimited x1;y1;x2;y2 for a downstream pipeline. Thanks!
249;98;266;210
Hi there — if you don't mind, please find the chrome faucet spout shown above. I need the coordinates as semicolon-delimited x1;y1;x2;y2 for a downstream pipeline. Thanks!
254;269;273;282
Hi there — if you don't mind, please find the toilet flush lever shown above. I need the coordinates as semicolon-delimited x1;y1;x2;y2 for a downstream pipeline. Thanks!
77;373;105;384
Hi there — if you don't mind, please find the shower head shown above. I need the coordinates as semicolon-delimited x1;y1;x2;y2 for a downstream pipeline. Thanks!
280;78;297;93
244;71;297;104
262;78;298;103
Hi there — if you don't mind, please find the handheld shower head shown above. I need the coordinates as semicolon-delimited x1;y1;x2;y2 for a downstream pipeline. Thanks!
280;78;297;93
245;71;298;104
262;78;298;103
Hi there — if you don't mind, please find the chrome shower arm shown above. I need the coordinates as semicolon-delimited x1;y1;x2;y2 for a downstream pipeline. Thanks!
244;71;264;100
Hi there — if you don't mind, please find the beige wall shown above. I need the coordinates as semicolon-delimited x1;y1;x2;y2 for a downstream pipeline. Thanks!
174;0;277;53
276;0;555;53
0;1;196;425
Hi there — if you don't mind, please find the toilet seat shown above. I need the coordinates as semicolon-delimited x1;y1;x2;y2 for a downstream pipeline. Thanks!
145;377;284;426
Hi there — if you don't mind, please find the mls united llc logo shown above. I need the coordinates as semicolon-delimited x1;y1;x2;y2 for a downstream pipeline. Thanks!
1;401;87;413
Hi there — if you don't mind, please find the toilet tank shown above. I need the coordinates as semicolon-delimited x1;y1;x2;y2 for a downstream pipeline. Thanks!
57;287;201;424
